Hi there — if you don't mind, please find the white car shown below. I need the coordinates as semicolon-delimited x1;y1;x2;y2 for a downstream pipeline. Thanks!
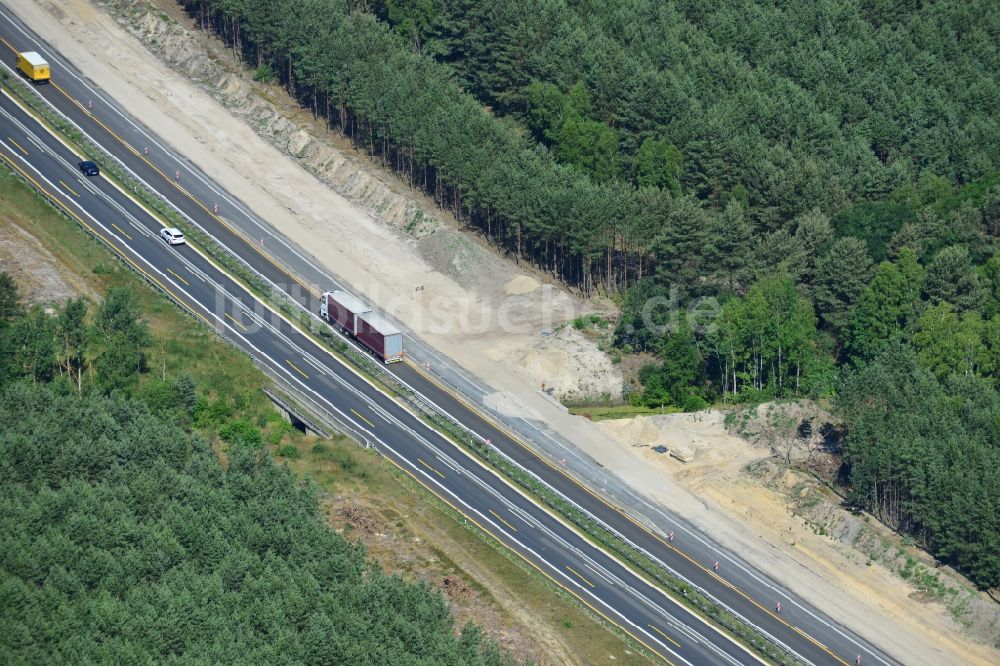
160;227;185;245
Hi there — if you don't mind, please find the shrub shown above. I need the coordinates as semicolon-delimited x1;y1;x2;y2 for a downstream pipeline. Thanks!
276;444;301;459
572;314;605;330
682;394;709;412
335;450;357;473
218;419;263;448
192;395;210;425
138;378;180;416
206;398;234;423
174;374;197;418
252;64;274;83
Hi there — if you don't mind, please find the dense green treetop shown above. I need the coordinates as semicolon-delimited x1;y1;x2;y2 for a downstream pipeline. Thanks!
837;345;1000;589
168;0;1000;588
0;383;513;664
179;0;998;299
0;280;516;664
379;0;997;207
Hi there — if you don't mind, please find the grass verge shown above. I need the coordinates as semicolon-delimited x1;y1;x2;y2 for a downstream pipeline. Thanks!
0;165;274;423
283;437;654;665
0;156;651;664
2;69;273;298
567;403;682;421
3;71;800;665
423;409;800;665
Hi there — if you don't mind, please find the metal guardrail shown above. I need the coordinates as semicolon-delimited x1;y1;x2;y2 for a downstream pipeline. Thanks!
261;371;375;449
5;70;805;665
261;386;330;439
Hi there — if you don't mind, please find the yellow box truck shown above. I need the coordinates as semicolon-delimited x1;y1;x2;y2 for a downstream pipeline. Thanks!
16;51;49;83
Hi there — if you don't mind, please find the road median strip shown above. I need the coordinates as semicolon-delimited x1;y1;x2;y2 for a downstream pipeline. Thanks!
2;69;807;666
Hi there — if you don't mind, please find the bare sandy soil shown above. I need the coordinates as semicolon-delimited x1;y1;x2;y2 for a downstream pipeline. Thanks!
0;167;637;666
0;210;92;304
598;410;1000;665
485;324;624;401
14;1;998;663
316;475;641;666
50;0;620;405
320;484;579;665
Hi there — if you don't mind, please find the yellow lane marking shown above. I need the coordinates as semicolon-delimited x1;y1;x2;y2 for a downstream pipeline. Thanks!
417;457;445;479
2;45;809;664
489;508;518;532
224;311;247;331
382;457;678;666
46;78;322;300
7;137;27;155
0;88;680;664
286;359;309;379
405;359;848;666
648;623;682;649
566;565;596;589
792;625;812;640
0;117;682;663
0;149;214;336
166;268;189;286
59;179;79;196
110;222;132;240
351;408;376;429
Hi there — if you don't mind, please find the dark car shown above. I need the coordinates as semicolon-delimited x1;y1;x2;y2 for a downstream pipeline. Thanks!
78;160;99;176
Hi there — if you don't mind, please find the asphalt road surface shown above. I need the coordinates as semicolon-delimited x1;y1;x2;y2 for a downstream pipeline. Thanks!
0;71;766;666
0;7;904;665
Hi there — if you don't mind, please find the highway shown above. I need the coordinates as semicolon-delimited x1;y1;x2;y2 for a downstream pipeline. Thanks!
0;62;758;666
0;6;902;665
